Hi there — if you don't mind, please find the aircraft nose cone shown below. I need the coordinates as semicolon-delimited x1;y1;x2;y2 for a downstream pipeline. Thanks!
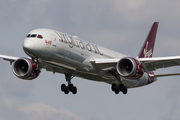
23;39;34;54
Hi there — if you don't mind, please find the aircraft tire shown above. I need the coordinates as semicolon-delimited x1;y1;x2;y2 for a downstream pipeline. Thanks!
111;84;117;91
115;89;120;94
119;84;125;92
123;87;128;94
64;90;69;94
69;84;74;92
61;84;66;91
72;86;77;94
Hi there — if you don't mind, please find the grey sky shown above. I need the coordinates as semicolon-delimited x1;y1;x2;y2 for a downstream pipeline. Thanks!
0;0;180;120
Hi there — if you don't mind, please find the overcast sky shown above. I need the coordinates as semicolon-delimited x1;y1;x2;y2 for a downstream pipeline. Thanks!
0;0;180;120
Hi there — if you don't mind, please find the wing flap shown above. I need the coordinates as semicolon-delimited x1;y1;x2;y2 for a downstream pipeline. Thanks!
92;59;119;70
40;60;77;75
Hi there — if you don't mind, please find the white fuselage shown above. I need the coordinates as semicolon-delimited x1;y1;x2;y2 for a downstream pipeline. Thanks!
23;28;157;88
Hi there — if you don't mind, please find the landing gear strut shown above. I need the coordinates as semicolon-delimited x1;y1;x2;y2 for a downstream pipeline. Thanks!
61;74;77;94
32;57;41;73
110;71;128;94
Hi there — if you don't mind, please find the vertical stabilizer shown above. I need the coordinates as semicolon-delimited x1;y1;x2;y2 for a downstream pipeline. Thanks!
138;22;159;58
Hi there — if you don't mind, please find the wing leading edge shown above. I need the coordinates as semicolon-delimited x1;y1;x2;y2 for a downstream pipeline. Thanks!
0;54;19;64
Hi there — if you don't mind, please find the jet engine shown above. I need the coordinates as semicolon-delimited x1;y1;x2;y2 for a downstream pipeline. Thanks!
12;58;41;80
116;57;144;79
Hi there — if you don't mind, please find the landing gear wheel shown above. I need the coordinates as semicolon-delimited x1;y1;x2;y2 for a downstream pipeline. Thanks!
119;84;125;92
61;74;78;95
61;84;66;91
64;90;69;94
69;84;74;92
111;84;120;94
72;86;77;94
122;87;128;94
111;83;128;94
111;84;117;91
115;89;120;94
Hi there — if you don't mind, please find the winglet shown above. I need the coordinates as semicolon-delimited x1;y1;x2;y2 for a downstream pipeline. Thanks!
138;22;159;58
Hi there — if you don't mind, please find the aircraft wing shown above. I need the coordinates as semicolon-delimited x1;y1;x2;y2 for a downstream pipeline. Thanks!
94;56;180;71
0;54;75;74
93;56;180;77
2;54;180;77
0;54;19;64
139;56;180;71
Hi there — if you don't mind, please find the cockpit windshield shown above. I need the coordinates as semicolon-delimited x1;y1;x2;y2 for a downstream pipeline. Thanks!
26;34;43;39
26;34;31;37
31;34;37;37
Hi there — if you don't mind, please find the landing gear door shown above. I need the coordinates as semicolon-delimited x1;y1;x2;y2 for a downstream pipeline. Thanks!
50;34;57;47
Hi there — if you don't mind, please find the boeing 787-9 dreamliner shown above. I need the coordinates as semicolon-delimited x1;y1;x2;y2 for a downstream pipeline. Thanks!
1;22;180;95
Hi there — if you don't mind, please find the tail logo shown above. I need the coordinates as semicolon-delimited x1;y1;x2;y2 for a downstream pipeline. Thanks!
144;42;152;58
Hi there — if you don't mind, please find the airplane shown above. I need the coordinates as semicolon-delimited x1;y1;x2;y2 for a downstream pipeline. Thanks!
1;22;180;95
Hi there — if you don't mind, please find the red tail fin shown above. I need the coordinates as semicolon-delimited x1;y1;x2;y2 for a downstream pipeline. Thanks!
138;22;159;58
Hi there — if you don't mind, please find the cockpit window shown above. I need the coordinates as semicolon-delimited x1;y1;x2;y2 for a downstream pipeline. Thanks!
37;35;43;39
26;34;31;37
31;34;37;37
26;34;43;39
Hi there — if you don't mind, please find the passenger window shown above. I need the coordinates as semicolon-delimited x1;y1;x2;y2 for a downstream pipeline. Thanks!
37;35;43;39
26;34;31;37
31;34;37;37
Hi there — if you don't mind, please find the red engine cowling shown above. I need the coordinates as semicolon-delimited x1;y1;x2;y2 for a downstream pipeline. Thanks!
116;57;144;79
12;58;41;80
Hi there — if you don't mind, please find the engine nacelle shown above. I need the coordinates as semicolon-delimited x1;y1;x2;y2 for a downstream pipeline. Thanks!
12;58;41;80
116;57;144;79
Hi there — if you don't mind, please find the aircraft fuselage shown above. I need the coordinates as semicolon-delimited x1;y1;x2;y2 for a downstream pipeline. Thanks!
23;28;156;88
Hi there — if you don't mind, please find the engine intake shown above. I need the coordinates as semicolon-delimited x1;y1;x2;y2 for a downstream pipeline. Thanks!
12;58;40;80
116;57;144;79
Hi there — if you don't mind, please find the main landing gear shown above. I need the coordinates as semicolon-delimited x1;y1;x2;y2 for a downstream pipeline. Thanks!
111;83;127;94
110;71;128;94
61;74;77;95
